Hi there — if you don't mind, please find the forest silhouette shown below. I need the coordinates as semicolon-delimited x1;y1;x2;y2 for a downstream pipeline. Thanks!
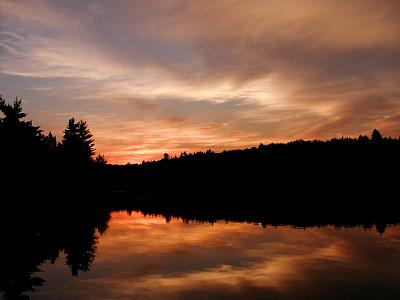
1;95;400;299
1;94;399;208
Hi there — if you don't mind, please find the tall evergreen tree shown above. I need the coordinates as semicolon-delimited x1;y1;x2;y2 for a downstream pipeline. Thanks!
62;118;95;165
371;129;383;142
0;96;26;125
0;96;43;163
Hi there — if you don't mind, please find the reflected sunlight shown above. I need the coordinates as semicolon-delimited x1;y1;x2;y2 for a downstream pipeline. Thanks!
32;212;400;300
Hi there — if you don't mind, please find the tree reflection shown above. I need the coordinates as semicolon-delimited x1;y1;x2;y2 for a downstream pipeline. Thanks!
1;199;399;299
0;198;111;299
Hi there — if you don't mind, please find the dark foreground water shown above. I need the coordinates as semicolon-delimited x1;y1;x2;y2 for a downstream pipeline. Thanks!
21;211;400;300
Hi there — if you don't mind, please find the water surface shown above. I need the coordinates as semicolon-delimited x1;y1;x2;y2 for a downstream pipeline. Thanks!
26;211;400;299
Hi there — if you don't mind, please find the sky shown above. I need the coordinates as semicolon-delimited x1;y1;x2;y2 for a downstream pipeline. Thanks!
1;0;400;164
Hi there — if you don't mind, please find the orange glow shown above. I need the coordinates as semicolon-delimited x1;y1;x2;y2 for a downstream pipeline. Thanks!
1;0;399;164
35;211;400;299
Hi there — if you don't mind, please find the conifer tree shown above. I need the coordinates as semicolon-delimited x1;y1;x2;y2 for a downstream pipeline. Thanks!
62;118;95;164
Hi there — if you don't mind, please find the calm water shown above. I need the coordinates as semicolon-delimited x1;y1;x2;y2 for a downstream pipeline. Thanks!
26;211;400;299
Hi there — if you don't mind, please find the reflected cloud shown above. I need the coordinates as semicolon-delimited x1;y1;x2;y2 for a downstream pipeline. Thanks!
34;212;400;299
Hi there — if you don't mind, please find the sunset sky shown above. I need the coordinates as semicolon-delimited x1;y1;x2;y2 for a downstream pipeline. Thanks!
1;0;400;164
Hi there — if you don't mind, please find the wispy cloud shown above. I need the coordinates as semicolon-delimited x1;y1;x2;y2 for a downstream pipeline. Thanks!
1;0;399;163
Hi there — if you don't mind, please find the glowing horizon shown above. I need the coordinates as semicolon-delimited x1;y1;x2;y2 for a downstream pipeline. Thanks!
1;0;399;164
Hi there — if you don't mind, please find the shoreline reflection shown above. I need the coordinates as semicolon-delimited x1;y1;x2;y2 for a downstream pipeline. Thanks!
8;211;398;300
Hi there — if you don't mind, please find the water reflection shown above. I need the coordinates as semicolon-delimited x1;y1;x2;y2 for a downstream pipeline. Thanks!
0;207;110;300
9;211;399;300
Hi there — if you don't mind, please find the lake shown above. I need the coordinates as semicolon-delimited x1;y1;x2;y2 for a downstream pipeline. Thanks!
21;211;400;300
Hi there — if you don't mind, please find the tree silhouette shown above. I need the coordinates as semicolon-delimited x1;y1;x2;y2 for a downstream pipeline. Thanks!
43;131;58;150
371;129;383;142
0;96;42;142
1;95;400;299
0;95;44;174
0;96;26;124
95;154;107;165
62;118;95;165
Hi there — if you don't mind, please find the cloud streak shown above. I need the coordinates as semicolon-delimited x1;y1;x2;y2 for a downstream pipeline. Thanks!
1;0;399;163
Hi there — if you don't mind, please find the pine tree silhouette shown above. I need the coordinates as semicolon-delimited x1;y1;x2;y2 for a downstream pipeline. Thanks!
371;129;383;142
62;118;95;165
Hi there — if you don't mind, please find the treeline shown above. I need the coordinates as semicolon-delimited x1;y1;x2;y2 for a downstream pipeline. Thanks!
0;96;106;196
2;96;399;299
1;95;400;207
107;128;400;200
141;127;398;166
107;128;400;220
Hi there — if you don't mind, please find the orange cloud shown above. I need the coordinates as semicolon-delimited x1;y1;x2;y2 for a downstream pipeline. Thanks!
1;0;399;163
